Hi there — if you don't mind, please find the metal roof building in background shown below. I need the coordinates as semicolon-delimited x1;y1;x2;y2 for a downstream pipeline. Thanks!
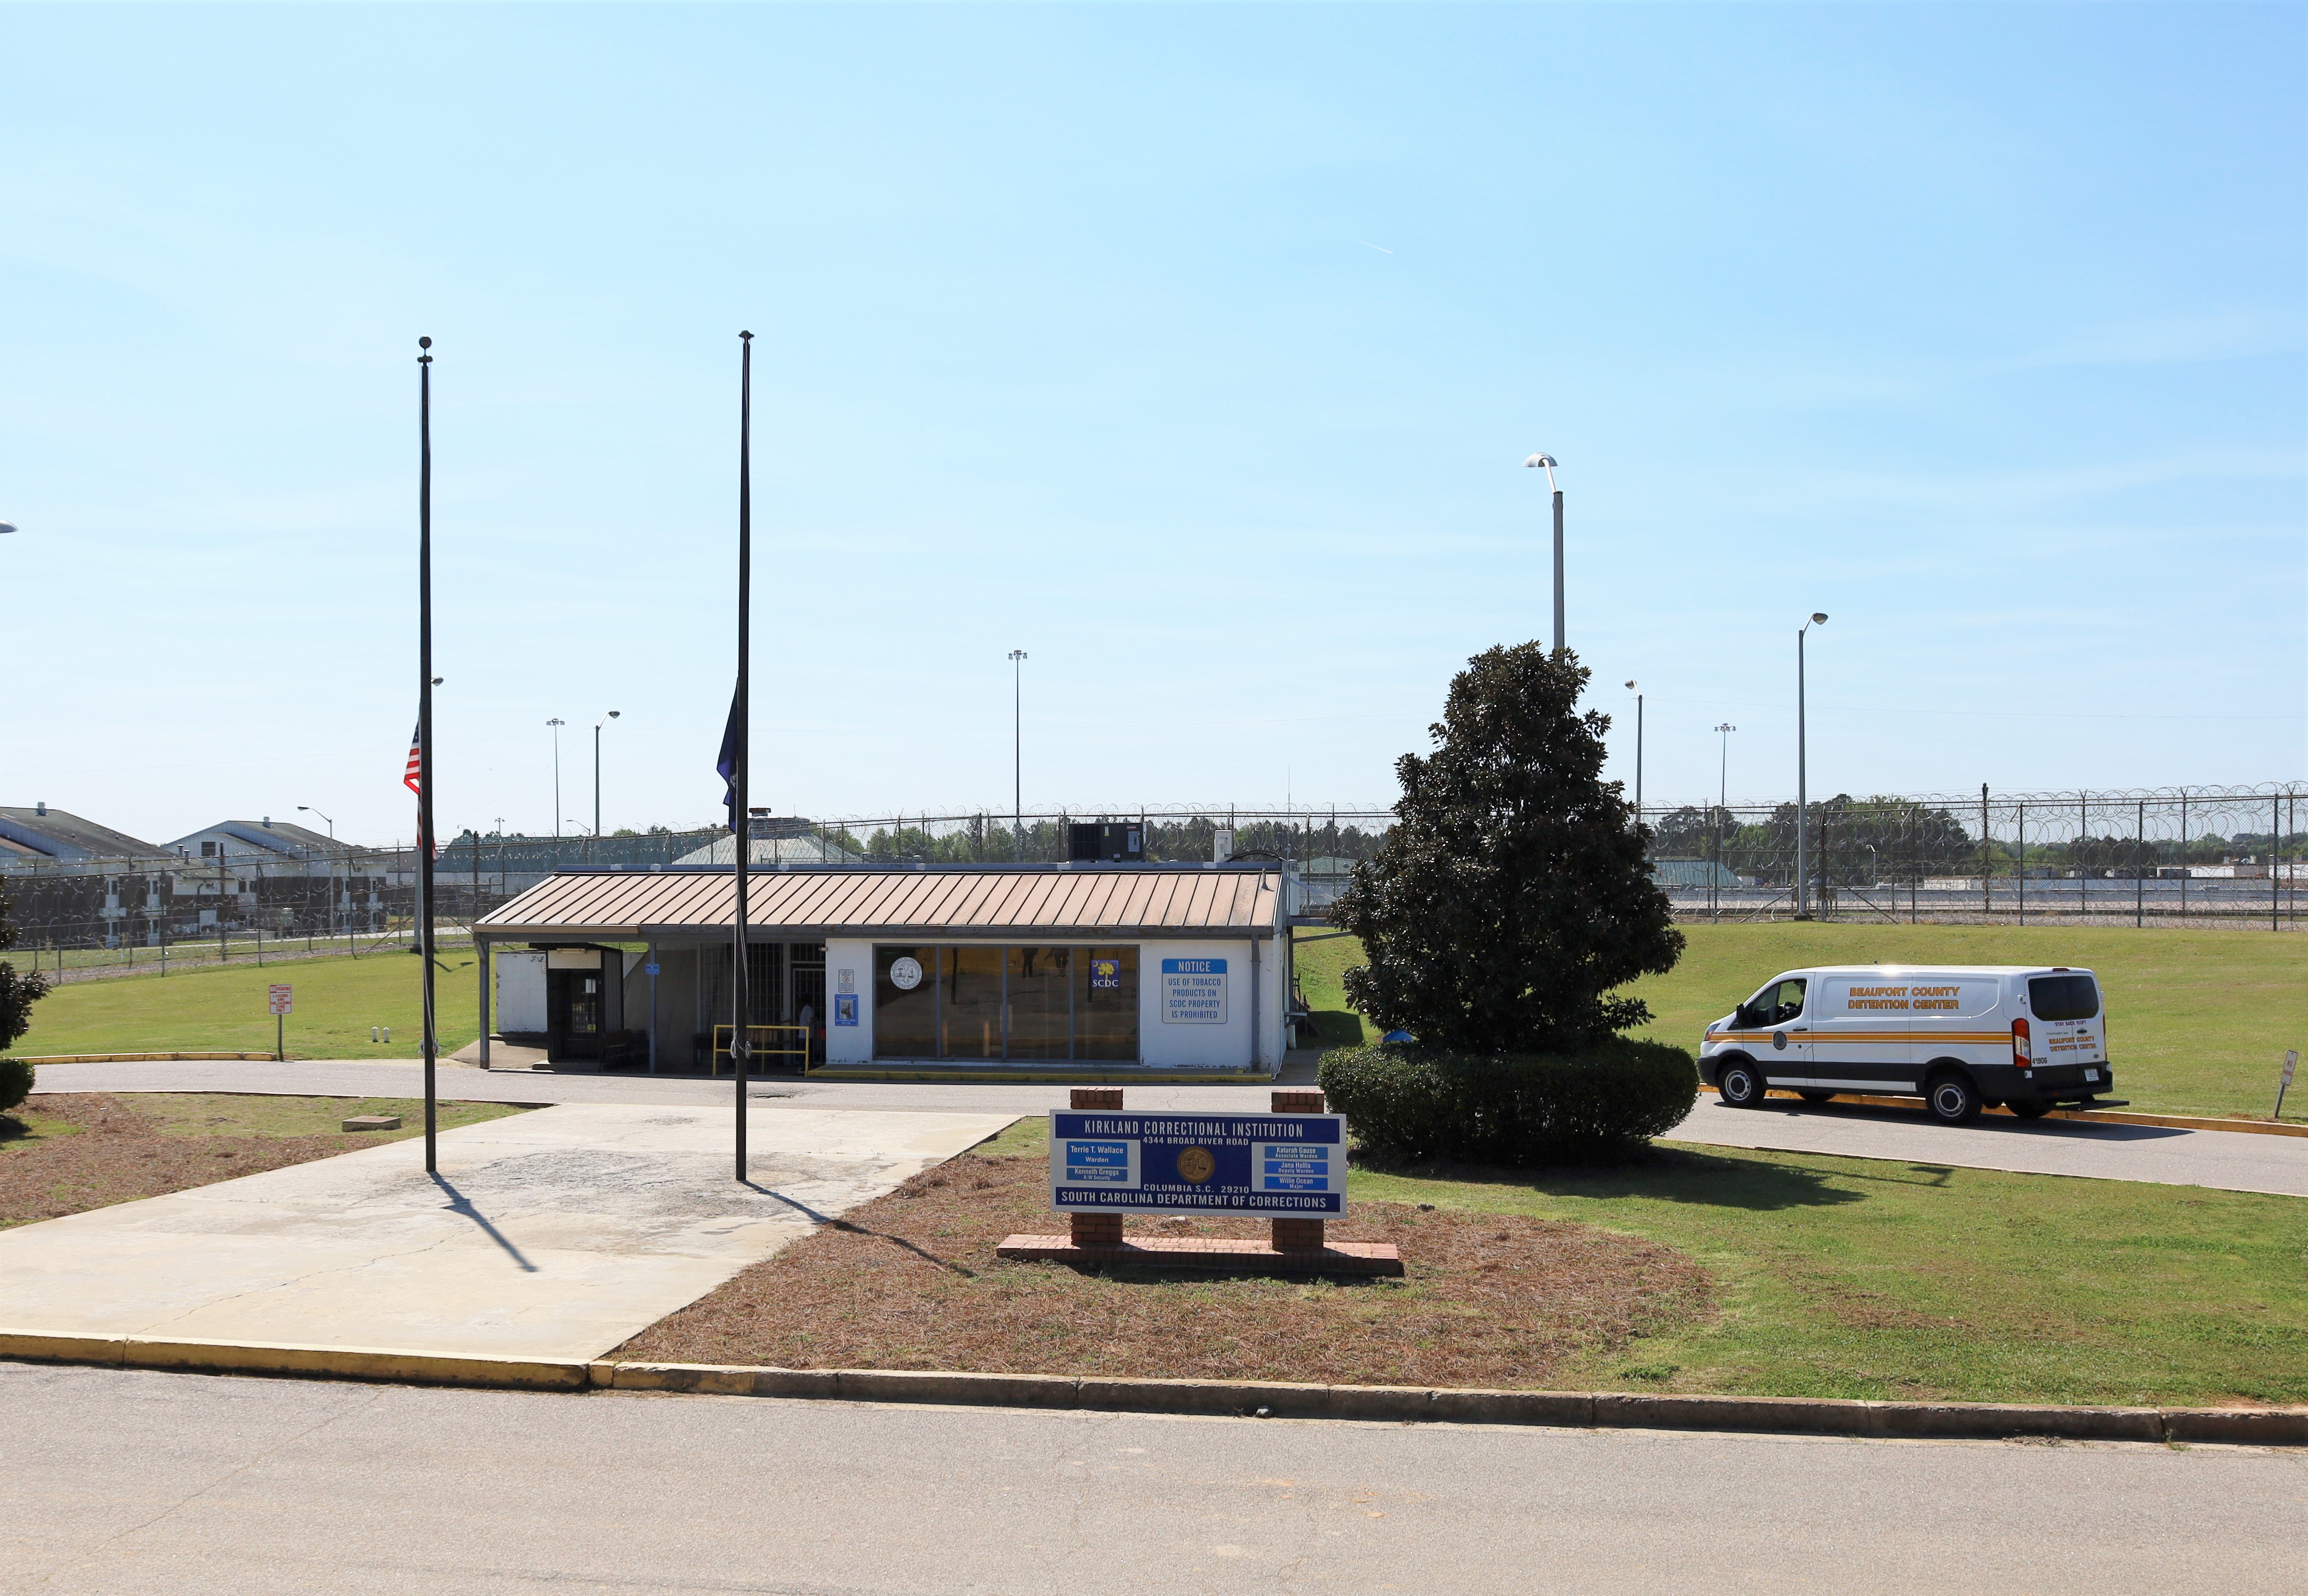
0;805;167;866
473;864;1291;1082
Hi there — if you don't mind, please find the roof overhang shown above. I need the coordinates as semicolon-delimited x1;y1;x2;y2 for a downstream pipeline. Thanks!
475;864;1287;942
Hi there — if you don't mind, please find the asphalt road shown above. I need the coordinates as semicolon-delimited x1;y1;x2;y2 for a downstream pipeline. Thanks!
4;1364;2300;1596
31;1058;2308;1197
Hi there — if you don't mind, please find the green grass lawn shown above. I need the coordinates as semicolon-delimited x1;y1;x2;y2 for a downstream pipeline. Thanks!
984;1116;2307;1407
11;950;486;1061
1295;923;2308;1120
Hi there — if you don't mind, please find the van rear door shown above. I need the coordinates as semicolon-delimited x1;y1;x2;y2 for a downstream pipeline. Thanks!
2026;973;2105;1069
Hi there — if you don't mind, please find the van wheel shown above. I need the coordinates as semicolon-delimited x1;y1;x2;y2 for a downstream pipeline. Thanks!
1797;1090;1834;1104
1925;1073;1982;1125
1718;1061;1767;1108
2008;1101;2053;1120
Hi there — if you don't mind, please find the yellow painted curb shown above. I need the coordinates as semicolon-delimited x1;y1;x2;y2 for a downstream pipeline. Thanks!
0;1330;586;1390
1697;1084;2308;1138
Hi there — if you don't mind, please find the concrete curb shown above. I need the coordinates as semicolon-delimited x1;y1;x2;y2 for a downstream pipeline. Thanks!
7;1331;2295;1444
0;1330;587;1391
1699;1084;2308;1139
15;1052;285;1065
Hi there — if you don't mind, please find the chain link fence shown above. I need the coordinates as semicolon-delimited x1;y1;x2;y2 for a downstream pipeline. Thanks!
4;785;2299;980
1638;784;2304;927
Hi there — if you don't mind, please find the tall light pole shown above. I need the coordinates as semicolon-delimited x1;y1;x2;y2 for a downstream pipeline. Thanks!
1714;723;1736;921
1524;454;1563;653
1007;650;1027;861
1624;680;1643;829
546;719;566;841
297;806;347;955
593;710;620;843
1795;613;1828;919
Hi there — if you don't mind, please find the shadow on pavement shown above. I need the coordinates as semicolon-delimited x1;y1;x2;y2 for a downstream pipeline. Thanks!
429;1173;539;1272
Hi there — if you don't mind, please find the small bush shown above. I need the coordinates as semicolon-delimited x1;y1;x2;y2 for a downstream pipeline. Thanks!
1318;1038;1697;1167
0;1055;31;1115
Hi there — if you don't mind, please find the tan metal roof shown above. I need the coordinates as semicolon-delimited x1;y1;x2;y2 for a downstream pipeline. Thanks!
475;866;1285;940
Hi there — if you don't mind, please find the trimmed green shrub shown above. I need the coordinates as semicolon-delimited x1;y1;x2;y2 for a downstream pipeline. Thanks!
1319;1039;1697;1167
0;1055;31;1115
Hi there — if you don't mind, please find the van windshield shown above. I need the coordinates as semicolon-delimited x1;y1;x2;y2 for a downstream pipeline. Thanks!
2028;975;2099;1022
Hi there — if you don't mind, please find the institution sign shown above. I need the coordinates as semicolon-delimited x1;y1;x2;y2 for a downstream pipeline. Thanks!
1048;1110;1345;1215
1159;957;1227;1024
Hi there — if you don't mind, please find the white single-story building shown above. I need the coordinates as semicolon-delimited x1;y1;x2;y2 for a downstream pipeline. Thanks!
472;863;1291;1080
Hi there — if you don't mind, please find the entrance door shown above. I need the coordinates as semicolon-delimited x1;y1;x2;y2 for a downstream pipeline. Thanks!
789;942;826;1065
547;969;605;1061
1746;976;1814;1086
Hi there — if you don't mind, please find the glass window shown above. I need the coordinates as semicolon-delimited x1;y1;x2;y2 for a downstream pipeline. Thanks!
941;946;1004;1059
1006;946;1072;1060
2028;975;2099;1022
874;945;938;1059
1744;978;1805;1027
1075;946;1140;1061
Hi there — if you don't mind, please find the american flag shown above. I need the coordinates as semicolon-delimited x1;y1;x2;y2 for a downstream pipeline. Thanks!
403;725;422;797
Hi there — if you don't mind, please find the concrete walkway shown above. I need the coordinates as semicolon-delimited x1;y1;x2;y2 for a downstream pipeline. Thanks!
0;1102;1012;1361
27;1056;2308;1198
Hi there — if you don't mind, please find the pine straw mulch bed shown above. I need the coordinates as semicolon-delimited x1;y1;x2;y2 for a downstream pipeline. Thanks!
0;1093;396;1228
618;1151;1713;1389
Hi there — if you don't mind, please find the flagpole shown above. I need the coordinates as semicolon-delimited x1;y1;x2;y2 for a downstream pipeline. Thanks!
732;330;752;1184
417;336;438;1175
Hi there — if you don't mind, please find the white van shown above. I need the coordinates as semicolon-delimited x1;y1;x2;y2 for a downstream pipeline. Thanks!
1699;966;2121;1125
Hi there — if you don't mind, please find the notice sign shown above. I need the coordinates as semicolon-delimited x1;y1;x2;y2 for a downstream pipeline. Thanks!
1049;1110;1344;1215
1160;958;1227;1024
834;993;859;1027
267;984;293;1016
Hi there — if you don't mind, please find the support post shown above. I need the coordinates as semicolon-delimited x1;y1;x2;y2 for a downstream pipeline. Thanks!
1068;1087;1124;1246
477;937;491;1068
1270;1088;1327;1252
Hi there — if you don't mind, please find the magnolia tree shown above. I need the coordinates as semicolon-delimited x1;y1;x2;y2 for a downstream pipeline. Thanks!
0;884;47;1112
1332;643;1683;1053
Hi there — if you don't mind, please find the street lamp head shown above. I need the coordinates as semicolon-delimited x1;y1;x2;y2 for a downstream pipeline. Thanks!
1811;612;1829;625
417;337;432;350
546;718;565;727
607;709;620;719
1625;680;1637;691
1524;454;1556;469
0;521;16;535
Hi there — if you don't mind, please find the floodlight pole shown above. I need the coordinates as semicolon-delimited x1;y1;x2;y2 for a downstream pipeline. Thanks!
1795;613;1827;919
1714;723;1735;921
417;336;438;1174
593;711;619;843
1525;454;1564;652
1009;649;1027;860
1625;681;1643;829
733;331;754;1184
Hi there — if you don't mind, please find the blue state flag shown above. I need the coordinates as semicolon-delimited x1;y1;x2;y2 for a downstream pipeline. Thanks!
716;688;742;834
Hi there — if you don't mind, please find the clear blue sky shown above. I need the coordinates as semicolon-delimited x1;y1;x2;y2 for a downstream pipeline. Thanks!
4;3;2301;848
